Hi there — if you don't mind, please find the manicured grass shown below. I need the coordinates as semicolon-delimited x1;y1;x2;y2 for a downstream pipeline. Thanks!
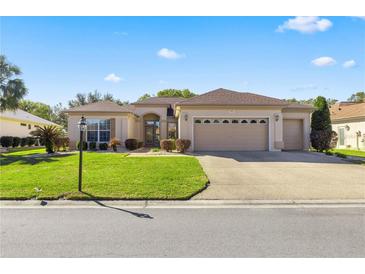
329;149;365;158
3;147;46;156
0;150;208;200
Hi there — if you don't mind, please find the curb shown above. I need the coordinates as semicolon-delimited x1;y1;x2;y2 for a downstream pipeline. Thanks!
1;199;365;208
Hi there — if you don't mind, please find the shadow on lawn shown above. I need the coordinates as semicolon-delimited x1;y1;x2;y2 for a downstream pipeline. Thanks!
0;153;73;166
81;191;154;219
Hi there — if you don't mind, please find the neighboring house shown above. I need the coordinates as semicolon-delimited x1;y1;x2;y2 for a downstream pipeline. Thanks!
0;109;59;137
65;88;313;151
330;102;365;150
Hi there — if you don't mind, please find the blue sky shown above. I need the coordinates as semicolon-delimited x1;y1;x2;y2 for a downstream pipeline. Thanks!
1;16;364;106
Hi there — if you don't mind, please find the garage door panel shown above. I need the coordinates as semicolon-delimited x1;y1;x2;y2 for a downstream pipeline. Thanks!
194;121;268;151
283;119;303;150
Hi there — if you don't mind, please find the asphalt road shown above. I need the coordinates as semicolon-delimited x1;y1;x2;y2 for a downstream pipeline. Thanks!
1;207;365;257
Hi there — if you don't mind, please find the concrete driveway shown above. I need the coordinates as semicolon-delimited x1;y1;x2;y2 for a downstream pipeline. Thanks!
193;151;365;200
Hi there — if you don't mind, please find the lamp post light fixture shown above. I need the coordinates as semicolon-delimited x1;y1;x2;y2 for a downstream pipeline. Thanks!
77;115;87;192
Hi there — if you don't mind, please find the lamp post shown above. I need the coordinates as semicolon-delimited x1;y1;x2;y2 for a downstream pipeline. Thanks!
77;115;87;192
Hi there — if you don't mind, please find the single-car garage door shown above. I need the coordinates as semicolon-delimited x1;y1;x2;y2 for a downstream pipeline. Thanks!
283;119;303;150
194;118;268;151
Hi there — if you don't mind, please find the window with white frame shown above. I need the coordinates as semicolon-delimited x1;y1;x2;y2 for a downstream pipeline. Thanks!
86;119;111;142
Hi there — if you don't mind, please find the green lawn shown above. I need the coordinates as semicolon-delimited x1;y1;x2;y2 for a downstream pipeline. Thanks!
330;149;365;158
0;150;208;200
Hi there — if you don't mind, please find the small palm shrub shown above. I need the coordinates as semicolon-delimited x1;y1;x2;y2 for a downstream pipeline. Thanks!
12;137;21;147
175;139;191;153
30;125;62;153
99;142;108;150
0;136;13;148
109;138;121;152
125;139;138;150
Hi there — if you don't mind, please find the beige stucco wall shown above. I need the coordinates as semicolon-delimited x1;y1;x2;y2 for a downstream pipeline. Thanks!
0;118;52;137
282;111;311;150
332;119;365;150
67;113;131;149
133;106;169;141
177;107;285;151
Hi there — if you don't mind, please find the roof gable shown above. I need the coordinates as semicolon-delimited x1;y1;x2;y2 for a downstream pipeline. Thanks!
330;102;365;121
0;109;58;126
176;88;287;106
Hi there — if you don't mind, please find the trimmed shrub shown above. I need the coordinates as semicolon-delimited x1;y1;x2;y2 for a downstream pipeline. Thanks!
12;137;21;147
109;138;121;152
125;139;138;150
160;139;174;152
26;137;36;147
137;141;144;148
99;142;108;150
77;141;88;151
89;142;97;151
20;137;28;147
310;130;332;152
330;131;338;149
54;137;69;151
175;139;191;153
0;136;13;148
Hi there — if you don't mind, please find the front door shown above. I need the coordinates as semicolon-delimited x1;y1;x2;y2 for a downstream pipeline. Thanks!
145;121;160;146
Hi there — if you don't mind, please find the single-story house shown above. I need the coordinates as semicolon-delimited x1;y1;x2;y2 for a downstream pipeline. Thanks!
0;109;59;138
330;102;365;150
65;88;314;151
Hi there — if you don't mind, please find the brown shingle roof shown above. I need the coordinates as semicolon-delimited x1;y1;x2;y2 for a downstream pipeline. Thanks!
64;101;133;113
132;96;186;106
176;88;288;106
330;102;365;121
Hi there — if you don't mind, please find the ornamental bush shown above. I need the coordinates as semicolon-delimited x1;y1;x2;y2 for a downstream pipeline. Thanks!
125;139;138;150
137;141;144;148
0;136;13;148
12;137;21;147
310;129;333;152
20;137;28;147
26;137;36;147
89;142;97;150
175;139;191;153
160;139;174;151
99;142;108;150
54;137;69;151
77;141;88;151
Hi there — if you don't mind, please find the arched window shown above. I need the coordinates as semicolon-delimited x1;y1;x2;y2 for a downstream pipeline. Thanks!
195;119;201;124
222;120;230;123
213;119;220;123
259;120;266;124
241;120;248;124
204;119;211;123
232;119;239;123
250;120;257;124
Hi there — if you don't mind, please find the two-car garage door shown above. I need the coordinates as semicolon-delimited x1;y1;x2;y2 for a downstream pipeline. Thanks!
194;118;269;151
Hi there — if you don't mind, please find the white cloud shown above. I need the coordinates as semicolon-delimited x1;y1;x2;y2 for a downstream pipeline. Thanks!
276;16;333;34
343;59;356;68
104;73;123;83
157;48;185;59
311;56;336;67
353;16;365;21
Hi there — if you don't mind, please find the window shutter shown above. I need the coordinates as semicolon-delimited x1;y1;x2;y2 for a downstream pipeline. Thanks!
110;118;116;138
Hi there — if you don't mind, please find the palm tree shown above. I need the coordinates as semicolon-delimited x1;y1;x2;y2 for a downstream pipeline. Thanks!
30;125;62;153
0;55;28;111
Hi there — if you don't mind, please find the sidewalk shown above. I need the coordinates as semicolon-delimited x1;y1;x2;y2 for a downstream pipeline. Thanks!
2;199;365;208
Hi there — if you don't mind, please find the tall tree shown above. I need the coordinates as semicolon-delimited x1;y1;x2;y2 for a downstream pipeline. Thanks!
310;96;333;152
0;55;28;111
157;89;196;98
348;91;365;103
51;103;68;129
19;100;53;121
137;93;152;102
68;90;126;108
